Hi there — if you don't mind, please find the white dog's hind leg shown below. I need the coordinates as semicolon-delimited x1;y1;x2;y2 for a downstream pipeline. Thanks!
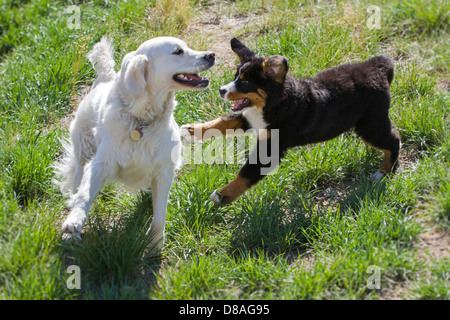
62;156;109;235
147;168;175;252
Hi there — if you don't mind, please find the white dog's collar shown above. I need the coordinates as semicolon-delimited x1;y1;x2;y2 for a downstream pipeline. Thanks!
130;118;154;141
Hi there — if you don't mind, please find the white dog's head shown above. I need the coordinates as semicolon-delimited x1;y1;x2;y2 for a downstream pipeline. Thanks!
118;37;215;99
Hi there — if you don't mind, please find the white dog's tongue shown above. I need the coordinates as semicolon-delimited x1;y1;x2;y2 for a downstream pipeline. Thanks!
177;73;203;81
185;74;201;80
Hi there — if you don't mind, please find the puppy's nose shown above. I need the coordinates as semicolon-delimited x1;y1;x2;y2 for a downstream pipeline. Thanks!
219;88;226;98
204;52;215;62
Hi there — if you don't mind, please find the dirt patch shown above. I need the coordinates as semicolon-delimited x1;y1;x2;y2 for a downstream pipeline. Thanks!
184;3;268;69
416;215;450;262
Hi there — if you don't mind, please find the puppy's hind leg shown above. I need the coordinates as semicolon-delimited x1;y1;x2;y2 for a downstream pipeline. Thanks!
356;117;401;181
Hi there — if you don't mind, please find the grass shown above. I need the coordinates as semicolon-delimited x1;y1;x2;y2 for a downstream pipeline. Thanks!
0;0;449;300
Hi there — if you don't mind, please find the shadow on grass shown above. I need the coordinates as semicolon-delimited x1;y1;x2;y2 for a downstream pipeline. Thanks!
226;172;389;259
338;177;388;213
59;191;163;299
227;190;315;257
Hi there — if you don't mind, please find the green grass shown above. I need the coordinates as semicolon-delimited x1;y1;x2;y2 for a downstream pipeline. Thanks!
0;0;449;300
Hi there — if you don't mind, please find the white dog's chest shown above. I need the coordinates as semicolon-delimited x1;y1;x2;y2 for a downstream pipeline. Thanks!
114;125;181;189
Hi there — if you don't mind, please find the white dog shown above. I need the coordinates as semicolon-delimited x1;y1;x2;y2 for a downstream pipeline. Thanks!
55;36;215;251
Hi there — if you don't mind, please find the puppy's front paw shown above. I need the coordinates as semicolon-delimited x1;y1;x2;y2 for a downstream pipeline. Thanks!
210;190;222;204
210;189;232;206
371;170;385;182
180;124;200;142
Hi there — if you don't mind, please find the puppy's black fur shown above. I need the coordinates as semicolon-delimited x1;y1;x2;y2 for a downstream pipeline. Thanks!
186;38;401;204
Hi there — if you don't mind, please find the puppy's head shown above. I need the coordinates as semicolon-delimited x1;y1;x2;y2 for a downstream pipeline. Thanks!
119;37;215;99
219;38;288;112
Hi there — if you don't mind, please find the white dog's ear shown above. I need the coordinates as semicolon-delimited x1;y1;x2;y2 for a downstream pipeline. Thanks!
121;53;149;98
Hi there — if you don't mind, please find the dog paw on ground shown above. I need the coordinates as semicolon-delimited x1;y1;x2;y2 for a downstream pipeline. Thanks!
61;232;82;242
62;209;86;234
210;189;234;206
371;170;386;182
210;190;222;204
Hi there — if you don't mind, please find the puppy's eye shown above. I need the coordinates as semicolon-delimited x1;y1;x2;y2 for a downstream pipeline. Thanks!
173;48;184;55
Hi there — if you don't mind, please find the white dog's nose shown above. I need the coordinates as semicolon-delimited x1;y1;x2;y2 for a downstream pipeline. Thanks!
204;52;215;63
219;87;227;98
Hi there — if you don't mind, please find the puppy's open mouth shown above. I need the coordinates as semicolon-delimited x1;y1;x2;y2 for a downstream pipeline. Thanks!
231;98;251;112
173;73;209;88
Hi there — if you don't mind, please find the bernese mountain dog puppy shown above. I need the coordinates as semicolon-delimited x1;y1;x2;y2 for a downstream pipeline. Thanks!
181;38;401;205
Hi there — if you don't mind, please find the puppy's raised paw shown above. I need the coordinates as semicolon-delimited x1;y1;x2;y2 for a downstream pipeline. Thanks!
180;124;200;142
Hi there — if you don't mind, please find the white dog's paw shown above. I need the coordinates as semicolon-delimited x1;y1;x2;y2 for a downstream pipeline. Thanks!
371;170;385;182
61;232;82;242
62;209;86;234
149;237;164;254
147;228;164;254
180;124;200;142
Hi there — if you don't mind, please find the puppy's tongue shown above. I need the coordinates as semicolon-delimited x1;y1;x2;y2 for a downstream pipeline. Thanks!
231;98;250;111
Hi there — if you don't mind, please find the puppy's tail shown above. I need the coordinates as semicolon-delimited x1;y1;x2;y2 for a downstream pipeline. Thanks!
87;36;116;88
371;55;394;85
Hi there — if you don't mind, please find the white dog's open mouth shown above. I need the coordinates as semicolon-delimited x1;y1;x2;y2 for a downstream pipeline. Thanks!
173;73;210;88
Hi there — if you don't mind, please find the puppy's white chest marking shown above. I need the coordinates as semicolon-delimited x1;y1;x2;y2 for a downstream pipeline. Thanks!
243;106;268;132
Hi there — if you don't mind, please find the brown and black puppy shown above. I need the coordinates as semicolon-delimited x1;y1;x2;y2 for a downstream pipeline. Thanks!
181;38;401;205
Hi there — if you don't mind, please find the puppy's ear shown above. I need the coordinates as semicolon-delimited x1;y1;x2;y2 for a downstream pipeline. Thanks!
231;38;255;63
120;52;149;98
262;55;289;83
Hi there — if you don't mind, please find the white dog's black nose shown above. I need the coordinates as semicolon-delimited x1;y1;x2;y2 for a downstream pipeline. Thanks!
219;88;226;98
204;52;215;63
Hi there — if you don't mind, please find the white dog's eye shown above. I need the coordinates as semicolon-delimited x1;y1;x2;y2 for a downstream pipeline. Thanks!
173;48;184;55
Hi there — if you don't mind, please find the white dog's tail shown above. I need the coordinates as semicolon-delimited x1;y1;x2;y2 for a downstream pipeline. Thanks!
87;36;116;88
52;135;76;204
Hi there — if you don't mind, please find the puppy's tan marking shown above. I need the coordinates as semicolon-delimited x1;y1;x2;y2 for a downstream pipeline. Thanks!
361;138;395;174
379;149;393;174
227;89;267;110
184;115;247;140
215;174;251;205
262;56;288;83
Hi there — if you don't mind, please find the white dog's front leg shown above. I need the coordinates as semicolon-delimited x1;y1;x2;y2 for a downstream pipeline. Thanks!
147;169;175;252
62;159;108;236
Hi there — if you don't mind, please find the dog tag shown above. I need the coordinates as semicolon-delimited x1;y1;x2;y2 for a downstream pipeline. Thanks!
130;128;142;141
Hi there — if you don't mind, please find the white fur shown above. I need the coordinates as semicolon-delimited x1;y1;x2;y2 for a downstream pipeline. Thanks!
220;81;236;101
210;190;221;204
54;36;214;251
242;106;268;131
371;170;385;182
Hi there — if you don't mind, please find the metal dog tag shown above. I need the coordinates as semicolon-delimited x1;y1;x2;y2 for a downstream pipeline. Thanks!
130;128;142;141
